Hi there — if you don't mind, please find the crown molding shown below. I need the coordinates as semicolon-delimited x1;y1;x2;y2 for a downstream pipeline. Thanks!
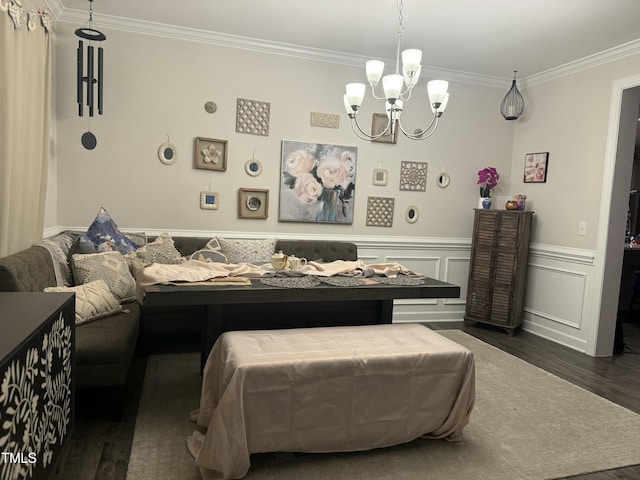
525;38;640;87
45;1;508;88
44;0;640;89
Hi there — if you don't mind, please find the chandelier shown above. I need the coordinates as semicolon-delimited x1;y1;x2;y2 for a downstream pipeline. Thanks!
343;0;449;142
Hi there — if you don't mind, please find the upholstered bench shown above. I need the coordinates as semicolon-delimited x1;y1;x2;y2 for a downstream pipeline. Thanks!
187;323;475;480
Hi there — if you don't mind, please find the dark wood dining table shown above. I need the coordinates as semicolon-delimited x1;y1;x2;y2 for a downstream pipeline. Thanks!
143;276;461;370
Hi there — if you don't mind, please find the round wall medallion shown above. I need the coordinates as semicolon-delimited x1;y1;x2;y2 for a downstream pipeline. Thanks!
204;101;217;114
245;158;263;176
405;205;419;224
158;142;178;165
246;196;262;211
436;171;451;188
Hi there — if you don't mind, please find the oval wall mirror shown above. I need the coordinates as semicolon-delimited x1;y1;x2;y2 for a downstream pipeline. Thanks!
436;171;451;188
405;205;419;224
158;142;177;165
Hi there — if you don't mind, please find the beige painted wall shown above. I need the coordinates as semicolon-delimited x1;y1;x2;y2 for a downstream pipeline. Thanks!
49;24;514;238
511;55;640;250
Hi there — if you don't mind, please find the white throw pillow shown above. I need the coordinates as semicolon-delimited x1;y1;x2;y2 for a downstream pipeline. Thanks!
132;233;182;266
45;279;122;325
218;238;276;264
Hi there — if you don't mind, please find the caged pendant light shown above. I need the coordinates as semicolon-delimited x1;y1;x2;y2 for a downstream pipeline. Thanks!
500;71;524;121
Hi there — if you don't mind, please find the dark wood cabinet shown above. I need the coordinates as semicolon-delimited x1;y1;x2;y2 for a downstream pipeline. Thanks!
0;293;75;480
464;209;533;334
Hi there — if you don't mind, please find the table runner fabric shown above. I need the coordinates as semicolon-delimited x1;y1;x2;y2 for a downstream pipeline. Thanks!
136;259;417;288
186;324;475;480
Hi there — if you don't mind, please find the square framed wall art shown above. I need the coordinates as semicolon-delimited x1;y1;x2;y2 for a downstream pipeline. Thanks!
279;140;357;224
239;188;269;219
371;114;398;144
194;137;228;172
200;191;219;210
372;168;388;186
523;152;549;183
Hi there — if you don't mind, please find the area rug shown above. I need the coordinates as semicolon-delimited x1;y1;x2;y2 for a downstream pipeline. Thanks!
126;330;640;480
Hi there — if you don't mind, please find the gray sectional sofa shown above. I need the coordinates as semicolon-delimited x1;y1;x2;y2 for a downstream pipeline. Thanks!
0;231;358;415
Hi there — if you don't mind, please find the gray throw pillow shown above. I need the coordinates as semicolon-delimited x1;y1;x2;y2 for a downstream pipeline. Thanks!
71;251;137;302
218;238;276;264
189;237;228;263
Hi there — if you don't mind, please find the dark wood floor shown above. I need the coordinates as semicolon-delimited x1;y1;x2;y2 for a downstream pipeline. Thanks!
51;320;640;480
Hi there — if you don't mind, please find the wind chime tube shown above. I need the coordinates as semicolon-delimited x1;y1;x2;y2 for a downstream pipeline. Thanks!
87;45;94;116
98;46;104;115
77;40;84;116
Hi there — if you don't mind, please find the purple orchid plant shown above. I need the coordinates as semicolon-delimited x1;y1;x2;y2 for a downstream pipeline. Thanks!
477;167;499;198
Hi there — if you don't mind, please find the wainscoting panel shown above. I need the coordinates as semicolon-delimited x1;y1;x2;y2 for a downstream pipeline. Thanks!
55;227;599;354
520;246;595;352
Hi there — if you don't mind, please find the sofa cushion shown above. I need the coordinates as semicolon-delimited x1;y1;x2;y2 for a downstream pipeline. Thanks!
71;251;137;302
75;302;140;389
45;279;123;324
218;238;276;264
86;207;140;254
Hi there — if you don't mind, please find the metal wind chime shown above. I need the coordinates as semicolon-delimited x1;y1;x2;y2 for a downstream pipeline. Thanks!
75;0;106;150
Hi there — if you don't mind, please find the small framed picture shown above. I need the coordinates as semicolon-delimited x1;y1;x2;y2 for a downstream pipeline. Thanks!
239;188;269;219
372;168;388;186
371;113;398;144
200;191;219;210
194;137;228;171
524;152;549;183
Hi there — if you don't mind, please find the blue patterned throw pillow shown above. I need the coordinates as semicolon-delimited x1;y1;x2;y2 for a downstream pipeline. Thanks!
86;207;139;255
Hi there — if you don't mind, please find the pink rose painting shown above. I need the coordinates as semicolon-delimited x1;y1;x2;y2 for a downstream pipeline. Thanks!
279;141;357;224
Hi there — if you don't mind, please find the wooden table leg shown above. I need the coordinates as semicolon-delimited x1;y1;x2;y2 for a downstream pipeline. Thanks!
379;299;394;324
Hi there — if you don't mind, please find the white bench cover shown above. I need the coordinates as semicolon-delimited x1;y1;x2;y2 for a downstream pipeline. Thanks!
187;324;475;479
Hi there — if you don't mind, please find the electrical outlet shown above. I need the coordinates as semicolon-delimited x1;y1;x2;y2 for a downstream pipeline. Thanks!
578;222;587;236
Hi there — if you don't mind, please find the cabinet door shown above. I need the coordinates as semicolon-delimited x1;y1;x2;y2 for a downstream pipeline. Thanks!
475;211;498;246
496;213;521;247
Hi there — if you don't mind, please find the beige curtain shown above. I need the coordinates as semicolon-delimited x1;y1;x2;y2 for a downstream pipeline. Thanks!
0;2;51;258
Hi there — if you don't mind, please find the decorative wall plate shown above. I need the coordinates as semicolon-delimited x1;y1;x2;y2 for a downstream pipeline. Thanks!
204;101;217;114
436;171;451;188
158;142;177;165
405;205;419;223
245;152;263;176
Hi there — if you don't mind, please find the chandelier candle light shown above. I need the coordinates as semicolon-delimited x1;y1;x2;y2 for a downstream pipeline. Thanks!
343;0;450;141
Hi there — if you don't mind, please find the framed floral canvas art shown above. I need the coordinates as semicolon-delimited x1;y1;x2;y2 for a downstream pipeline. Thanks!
278;140;357;224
